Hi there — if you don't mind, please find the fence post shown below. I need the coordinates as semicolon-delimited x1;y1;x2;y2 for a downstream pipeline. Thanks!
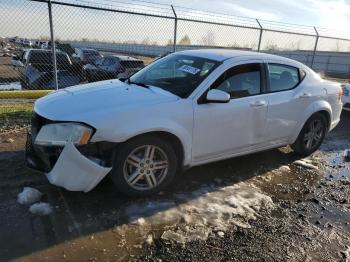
256;19;263;52
48;0;58;90
171;5;177;52
311;26;319;69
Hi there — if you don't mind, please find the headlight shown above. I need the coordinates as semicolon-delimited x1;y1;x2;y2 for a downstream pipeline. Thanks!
35;123;93;146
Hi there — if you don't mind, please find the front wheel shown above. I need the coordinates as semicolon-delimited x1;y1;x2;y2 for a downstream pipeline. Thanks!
292;113;328;156
111;136;178;197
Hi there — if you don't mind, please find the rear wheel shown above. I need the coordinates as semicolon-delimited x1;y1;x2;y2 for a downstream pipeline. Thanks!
292;113;328;156
111;136;178;197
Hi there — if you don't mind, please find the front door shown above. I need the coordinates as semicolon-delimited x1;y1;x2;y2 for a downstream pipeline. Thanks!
192;61;269;163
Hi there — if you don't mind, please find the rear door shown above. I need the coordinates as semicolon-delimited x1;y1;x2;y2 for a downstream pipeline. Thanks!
263;62;311;144
192;60;269;163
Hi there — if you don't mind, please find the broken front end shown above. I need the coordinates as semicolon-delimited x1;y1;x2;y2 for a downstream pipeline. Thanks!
25;113;113;192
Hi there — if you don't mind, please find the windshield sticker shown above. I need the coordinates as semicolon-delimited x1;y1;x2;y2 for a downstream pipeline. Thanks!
178;65;201;75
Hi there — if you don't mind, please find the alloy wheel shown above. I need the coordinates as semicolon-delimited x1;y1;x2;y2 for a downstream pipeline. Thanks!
303;119;324;150
123;145;169;191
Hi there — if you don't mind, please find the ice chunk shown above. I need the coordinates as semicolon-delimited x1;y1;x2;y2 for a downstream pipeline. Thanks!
145;234;153;245
294;160;318;170
161;230;186;244
279;165;291;172
17;187;42;205
29;202;53;216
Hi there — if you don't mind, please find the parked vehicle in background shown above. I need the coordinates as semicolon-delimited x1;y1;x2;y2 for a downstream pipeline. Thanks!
11;49;80;89
83;55;144;82
72;48;102;65
34;40;46;48
26;50;343;196
40;41;50;49
342;83;350;110
22;40;33;47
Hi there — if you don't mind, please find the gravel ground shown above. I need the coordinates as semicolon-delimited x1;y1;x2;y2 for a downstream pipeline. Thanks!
0;111;349;261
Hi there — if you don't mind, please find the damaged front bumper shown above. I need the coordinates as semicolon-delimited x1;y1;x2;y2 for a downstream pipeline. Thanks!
25;115;114;192
26;135;112;192
46;142;111;192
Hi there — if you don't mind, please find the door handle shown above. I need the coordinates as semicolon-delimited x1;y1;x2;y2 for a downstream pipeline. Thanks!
250;100;267;107
299;93;312;98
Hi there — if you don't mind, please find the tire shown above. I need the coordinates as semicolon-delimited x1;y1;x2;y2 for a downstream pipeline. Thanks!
291;113;328;156
111;136;178;197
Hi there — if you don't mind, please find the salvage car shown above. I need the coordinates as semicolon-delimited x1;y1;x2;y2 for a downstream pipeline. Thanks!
83;55;145;82
26;50;343;196
72;48;102;65
12;49;80;89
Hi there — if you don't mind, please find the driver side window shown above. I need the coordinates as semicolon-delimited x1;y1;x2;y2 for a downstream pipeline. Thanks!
211;63;262;99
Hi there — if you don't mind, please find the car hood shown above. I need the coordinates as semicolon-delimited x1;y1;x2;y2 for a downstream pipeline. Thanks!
34;79;179;124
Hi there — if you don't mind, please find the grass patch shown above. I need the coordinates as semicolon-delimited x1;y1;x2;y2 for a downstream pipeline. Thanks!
0;90;51;99
0;102;33;120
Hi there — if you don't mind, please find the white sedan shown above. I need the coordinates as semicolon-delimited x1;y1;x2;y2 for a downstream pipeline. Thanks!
26;49;343;196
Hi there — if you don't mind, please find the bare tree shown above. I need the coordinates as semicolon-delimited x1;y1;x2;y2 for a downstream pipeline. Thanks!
265;40;279;51
40;35;49;41
200;31;215;46
141;37;150;45
178;35;191;45
334;40;342;52
167;39;173;46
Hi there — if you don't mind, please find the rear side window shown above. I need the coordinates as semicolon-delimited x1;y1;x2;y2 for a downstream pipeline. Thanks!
211;63;262;99
102;57;115;66
268;64;300;92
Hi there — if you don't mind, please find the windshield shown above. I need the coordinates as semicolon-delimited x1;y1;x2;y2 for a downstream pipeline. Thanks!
129;54;220;98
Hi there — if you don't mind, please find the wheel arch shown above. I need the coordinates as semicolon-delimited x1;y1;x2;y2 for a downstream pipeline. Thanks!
121;130;189;170
290;100;332;144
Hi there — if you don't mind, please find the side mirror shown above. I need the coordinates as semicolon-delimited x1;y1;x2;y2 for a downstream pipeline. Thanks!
206;89;230;103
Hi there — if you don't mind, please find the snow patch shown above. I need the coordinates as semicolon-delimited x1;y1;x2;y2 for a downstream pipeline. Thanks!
17;187;42;205
0;82;21;90
29;202;53;216
145;234;153;245
116;182;273;244
294;160;318;170
272;165;291;174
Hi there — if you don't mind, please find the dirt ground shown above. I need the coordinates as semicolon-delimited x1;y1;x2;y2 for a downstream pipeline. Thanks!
0;111;350;261
0;57;19;83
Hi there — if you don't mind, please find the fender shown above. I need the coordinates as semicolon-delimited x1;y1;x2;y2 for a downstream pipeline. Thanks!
91;118;193;166
289;99;332;144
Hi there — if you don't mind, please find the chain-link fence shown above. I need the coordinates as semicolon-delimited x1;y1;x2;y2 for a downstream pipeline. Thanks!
2;0;350;92
1;0;350;127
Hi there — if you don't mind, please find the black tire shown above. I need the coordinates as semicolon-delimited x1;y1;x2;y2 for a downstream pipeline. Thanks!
291;113;328;156
111;136;178;197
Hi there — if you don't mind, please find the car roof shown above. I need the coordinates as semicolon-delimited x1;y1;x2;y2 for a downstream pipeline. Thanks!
80;48;99;52
24;49;65;54
176;49;305;67
106;55;141;61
